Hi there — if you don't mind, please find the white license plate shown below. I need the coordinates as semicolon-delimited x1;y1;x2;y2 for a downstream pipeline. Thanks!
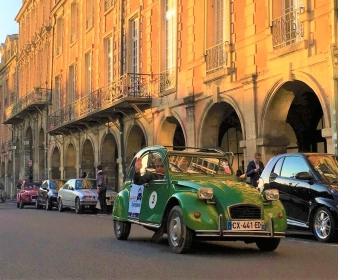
31;199;36;202
227;220;265;231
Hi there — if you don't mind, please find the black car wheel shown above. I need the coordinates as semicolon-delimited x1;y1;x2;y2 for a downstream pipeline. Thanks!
35;199;42;209
167;206;193;254
46;198;52;211
114;220;131;240
256;238;280;252
313;207;337;243
75;198;83;214
19;200;24;209
58;198;65;212
1;197;6;202
16;201;19;208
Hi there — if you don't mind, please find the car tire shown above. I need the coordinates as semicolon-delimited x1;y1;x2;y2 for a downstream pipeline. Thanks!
114;220;131;240
1;197;6;202
16;202;19;208
19;200;24;209
313;207;338;243
256;238;280;252
58;198;65;212
46;198;52;211
167;206;193;254
35;199;42;209
75;198;83;214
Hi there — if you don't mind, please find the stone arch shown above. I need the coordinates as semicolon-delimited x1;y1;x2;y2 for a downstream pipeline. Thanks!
261;77;326;155
51;146;61;179
199;100;245;172
101;133;118;191
65;142;76;179
125;123;146;164
81;138;95;177
156;111;186;149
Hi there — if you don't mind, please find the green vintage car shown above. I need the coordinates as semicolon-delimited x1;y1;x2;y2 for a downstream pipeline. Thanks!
112;146;287;254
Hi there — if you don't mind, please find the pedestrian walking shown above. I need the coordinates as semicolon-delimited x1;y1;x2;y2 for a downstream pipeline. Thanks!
245;152;265;188
96;165;107;214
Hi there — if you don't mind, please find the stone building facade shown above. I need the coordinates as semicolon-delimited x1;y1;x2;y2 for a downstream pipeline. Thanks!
0;0;336;194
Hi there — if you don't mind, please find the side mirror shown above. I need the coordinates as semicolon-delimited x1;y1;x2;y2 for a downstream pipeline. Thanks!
295;171;312;181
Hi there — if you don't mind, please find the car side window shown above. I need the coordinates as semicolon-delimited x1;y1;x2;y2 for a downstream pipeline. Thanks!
272;158;284;176
280;156;309;178
139;154;150;176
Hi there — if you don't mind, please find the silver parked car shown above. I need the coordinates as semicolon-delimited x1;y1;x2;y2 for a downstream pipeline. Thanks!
57;178;98;214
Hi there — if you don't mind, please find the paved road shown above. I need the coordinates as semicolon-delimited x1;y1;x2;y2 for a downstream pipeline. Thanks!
1;200;338;280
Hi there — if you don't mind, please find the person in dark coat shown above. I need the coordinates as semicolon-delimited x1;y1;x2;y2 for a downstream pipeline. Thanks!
96;165;107;214
133;157;165;185
81;172;87;178
245;152;265;188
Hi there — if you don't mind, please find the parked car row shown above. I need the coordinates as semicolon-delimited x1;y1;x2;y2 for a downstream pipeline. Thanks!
16;178;117;213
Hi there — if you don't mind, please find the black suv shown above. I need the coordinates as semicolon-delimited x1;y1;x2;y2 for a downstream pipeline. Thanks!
258;153;338;243
36;180;66;210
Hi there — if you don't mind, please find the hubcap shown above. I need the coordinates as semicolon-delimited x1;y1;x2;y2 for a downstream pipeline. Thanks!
314;210;331;239
169;213;181;246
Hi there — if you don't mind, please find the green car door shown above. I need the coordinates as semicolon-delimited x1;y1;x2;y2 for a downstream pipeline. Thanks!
138;178;170;224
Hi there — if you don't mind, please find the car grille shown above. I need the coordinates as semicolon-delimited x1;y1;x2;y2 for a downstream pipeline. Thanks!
228;205;261;219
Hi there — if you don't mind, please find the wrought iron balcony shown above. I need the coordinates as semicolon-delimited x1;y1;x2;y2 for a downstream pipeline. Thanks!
3;88;50;125
47;73;157;135
205;41;228;74
159;68;176;95
272;9;302;50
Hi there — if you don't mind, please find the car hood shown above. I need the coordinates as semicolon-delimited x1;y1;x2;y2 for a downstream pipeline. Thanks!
174;179;263;205
22;189;38;194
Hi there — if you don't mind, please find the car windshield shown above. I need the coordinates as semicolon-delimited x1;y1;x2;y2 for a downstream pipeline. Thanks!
50;180;66;190
24;183;41;189
307;155;338;183
76;179;96;189
167;155;232;175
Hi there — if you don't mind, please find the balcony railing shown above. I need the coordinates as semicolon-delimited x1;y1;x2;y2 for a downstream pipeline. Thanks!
48;73;157;130
4;88;49;123
272;9;302;50
159;68;176;95
205;41;228;74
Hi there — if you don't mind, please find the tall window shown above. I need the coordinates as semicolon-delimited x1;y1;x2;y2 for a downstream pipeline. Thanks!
54;76;61;111
105;37;113;85
68;65;76;104
131;18;139;74
164;0;177;71
85;52;92;96
70;2;77;43
86;0;93;29
56;17;63;55
215;0;224;44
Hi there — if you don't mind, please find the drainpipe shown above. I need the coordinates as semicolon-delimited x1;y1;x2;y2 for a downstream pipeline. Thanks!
46;15;56;179
119;1;126;182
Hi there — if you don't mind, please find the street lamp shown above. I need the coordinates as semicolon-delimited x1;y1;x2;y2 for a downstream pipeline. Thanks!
10;142;17;199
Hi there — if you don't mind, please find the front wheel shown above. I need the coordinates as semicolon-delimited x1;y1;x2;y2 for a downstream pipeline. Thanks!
58;198;65;212
313;207;337;243
75;198;83;214
256;238;280;252
46;198;52;211
35;199;42;209
167;206;193;254
19;200;24;209
114;220;131;240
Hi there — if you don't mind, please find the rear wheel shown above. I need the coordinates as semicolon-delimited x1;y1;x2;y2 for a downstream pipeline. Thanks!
313;207;337;243
75;198;83;214
58;199;65;212
114;220;131;240
19;200;24;209
167;206;193;254
256;238;280;252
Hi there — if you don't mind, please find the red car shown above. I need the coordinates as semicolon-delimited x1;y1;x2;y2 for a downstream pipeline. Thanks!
16;181;41;209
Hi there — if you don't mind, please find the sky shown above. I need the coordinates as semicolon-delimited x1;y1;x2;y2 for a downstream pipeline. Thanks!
0;0;22;44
